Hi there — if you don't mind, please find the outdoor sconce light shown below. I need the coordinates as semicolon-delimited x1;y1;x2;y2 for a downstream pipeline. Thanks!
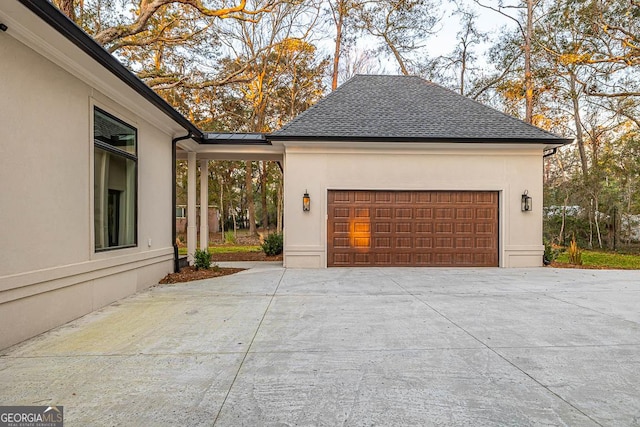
303;190;311;212
521;190;532;212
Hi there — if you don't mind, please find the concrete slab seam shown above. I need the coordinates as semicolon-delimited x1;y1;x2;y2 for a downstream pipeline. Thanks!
543;293;640;328
212;268;287;425
377;269;604;426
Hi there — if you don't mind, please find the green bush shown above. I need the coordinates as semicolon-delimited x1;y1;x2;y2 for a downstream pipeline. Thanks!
193;248;212;270
224;230;236;244
543;240;560;265
262;233;283;256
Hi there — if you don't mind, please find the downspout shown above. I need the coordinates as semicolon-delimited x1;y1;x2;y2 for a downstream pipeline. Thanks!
172;133;197;272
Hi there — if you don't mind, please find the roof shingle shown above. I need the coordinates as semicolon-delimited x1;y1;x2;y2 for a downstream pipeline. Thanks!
270;75;572;144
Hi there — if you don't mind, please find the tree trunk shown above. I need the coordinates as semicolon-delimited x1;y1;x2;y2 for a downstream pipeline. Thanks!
524;0;534;123
331;1;345;91
385;35;409;75
594;195;602;249
570;73;589;176
245;161;257;235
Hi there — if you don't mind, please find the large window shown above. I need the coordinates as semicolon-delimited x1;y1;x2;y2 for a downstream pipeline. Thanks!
94;107;137;250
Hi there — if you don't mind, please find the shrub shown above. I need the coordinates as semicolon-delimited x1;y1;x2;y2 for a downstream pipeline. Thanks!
543;240;560;265
262;233;283;256
568;235;582;265
224;230;236;244
193;248;212;270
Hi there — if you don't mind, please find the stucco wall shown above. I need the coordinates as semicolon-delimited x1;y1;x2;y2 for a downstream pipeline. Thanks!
0;32;173;349
282;144;544;268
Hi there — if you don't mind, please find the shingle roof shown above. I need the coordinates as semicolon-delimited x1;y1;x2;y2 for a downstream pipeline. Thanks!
269;75;572;144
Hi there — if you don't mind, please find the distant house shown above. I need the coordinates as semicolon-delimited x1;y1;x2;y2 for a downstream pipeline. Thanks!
0;1;571;350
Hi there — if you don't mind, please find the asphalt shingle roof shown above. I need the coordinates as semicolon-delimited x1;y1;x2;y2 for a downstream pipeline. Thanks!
270;75;572;144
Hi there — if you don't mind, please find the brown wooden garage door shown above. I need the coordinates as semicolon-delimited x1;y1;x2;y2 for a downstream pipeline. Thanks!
327;190;498;267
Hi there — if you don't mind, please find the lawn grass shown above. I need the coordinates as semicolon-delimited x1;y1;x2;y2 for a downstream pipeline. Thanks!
178;245;262;256
556;249;640;269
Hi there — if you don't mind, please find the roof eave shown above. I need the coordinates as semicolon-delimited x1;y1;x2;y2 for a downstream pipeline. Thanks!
267;135;575;146
17;0;203;140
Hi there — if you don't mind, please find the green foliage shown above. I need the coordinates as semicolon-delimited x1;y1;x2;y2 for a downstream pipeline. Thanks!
261;233;283;256
224;230;237;244
193;248;212;270
556;250;640;269
543;240;560;265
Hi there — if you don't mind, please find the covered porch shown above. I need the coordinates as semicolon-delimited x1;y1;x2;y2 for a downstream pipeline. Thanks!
175;133;284;266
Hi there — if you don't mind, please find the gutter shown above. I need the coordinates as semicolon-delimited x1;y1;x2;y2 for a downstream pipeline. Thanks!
543;147;558;158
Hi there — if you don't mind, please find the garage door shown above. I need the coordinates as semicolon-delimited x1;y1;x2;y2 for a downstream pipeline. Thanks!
327;190;498;267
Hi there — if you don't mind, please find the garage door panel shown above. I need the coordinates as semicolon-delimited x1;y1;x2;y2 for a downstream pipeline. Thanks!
333;237;351;248
415;223;433;233
375;208;392;219
475;192;497;204
331;191;352;203
375;253;392;264
416;208;433;219
374;223;392;233
395;192;412;203
354;192;371;203
455;237;474;249
456;208;474;219
395;237;412;248
354;253;370;264
355;208;370;218
353;237;371;248
353;222;370;233
415;237;433;248
395;208;412;218
455;192;474;203
333;207;350;218
435;223;453;234
395;223;412;233
328;190;498;267
374;237;391;248
435;208;453;219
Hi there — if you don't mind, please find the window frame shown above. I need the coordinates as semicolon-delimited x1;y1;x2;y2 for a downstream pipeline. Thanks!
93;106;138;252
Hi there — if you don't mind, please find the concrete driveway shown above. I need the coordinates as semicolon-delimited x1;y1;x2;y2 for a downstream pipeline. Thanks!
1;264;639;426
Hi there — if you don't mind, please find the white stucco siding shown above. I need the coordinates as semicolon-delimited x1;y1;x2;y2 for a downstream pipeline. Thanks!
1;33;91;275
0;30;175;349
282;144;544;268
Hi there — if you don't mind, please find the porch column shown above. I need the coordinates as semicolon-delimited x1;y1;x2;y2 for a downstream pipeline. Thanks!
199;159;209;250
187;152;197;264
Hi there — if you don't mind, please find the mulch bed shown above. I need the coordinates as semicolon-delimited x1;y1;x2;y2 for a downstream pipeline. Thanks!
160;251;283;284
159;266;246;284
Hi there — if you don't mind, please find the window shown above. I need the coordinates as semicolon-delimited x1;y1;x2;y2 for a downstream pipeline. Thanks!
176;206;186;219
94;107;137;250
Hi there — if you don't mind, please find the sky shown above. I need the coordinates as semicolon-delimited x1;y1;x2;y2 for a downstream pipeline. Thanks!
346;0;519;74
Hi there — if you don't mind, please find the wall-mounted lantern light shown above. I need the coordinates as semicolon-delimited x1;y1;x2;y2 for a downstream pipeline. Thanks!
303;190;311;212
521;190;532;212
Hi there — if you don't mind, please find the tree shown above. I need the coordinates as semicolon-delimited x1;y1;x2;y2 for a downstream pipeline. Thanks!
421;8;487;96
353;0;440;75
